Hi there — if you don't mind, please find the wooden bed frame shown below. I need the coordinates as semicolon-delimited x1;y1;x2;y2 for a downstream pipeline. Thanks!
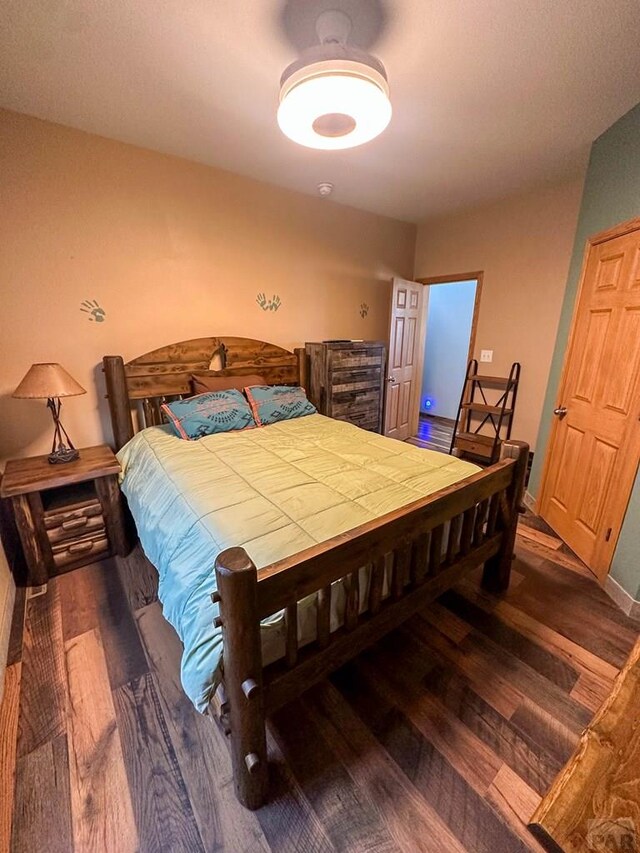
103;336;529;810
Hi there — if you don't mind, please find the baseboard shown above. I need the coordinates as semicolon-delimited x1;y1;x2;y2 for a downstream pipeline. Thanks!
605;575;640;620
523;490;537;513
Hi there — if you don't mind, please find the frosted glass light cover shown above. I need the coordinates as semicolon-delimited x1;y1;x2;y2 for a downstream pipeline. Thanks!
278;64;392;150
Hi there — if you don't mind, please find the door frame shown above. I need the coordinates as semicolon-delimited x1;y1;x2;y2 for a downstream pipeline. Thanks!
537;216;640;577
409;271;484;437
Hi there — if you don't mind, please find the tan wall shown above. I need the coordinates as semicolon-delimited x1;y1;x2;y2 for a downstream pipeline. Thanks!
0;109;416;464
414;178;585;448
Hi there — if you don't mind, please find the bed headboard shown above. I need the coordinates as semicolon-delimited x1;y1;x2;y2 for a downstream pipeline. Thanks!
103;336;307;450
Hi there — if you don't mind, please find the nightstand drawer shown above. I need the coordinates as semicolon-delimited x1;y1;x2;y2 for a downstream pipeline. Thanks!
43;496;103;530
51;530;110;569
46;511;106;545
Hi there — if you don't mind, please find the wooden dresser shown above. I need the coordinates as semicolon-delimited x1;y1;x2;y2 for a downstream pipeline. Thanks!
305;341;386;433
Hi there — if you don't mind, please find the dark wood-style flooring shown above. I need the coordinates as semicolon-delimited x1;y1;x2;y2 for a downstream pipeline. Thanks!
407;414;455;453
1;517;639;852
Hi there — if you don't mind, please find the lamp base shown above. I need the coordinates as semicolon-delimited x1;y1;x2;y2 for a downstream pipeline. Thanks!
48;447;80;465
46;398;80;464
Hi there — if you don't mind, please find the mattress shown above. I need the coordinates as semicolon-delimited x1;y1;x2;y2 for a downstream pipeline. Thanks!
117;413;479;712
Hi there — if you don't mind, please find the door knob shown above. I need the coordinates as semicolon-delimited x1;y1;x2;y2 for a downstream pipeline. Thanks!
553;406;567;417
386;376;396;383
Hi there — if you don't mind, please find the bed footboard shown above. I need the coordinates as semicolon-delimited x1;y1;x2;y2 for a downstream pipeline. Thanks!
213;549;268;810
215;440;528;809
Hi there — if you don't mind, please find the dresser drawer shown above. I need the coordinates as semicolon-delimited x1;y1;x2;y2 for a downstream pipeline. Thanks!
329;347;384;370
51;529;110;569
330;367;382;393
43;497;103;530
341;410;380;431
331;389;381;418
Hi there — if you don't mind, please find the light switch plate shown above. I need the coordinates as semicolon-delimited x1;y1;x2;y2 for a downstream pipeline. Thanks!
480;350;493;363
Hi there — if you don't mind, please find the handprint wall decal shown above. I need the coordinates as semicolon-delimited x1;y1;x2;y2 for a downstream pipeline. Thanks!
359;302;369;318
80;299;106;322
256;293;282;312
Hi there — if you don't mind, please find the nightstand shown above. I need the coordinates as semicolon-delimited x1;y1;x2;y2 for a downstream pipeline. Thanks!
0;445;128;585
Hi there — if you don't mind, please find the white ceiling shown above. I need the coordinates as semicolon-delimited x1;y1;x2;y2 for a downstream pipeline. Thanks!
1;0;640;222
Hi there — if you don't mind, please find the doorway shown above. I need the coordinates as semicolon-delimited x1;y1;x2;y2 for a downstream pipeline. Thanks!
409;273;482;451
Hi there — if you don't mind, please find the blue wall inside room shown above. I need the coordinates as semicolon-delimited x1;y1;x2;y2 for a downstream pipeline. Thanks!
420;280;477;420
529;101;640;599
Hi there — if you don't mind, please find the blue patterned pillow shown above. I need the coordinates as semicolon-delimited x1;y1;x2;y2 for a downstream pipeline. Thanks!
245;385;316;426
161;389;256;439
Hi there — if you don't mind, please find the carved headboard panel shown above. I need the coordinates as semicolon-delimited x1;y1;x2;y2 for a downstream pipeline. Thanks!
103;336;307;450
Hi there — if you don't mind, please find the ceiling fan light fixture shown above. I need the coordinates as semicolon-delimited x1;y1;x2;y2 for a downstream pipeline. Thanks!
277;11;391;152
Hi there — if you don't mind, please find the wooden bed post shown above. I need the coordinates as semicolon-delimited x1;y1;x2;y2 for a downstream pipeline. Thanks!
103;355;134;450
482;440;529;592
214;547;268;810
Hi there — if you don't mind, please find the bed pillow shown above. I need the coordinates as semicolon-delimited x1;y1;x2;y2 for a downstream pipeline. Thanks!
190;371;265;395
245;385;316;426
161;389;256;439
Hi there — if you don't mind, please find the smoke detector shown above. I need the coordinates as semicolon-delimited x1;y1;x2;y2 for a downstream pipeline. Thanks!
277;10;392;150
317;181;334;197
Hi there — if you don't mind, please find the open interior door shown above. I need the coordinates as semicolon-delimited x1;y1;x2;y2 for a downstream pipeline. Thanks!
539;221;640;580
384;278;424;441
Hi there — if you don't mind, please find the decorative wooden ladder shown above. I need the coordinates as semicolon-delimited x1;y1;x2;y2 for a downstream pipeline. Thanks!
450;360;521;464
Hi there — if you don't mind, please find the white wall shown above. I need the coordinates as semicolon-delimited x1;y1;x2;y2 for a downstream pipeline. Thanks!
0;540;16;704
420;280;477;420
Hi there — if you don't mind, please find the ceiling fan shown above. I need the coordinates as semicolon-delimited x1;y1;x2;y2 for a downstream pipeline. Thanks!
277;0;392;150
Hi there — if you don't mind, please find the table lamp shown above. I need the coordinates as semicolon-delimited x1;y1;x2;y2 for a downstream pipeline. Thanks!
13;363;86;464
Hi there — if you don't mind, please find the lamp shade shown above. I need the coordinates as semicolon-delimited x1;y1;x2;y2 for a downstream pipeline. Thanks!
13;363;86;399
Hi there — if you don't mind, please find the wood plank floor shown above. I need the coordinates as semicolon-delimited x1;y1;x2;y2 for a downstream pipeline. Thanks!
407;414;454;453
1;518;638;852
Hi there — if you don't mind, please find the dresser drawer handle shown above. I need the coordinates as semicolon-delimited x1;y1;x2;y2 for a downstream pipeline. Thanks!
68;540;94;554
62;517;89;531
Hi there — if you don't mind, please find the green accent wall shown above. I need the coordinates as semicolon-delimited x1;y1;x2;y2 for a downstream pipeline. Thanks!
529;101;640;599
